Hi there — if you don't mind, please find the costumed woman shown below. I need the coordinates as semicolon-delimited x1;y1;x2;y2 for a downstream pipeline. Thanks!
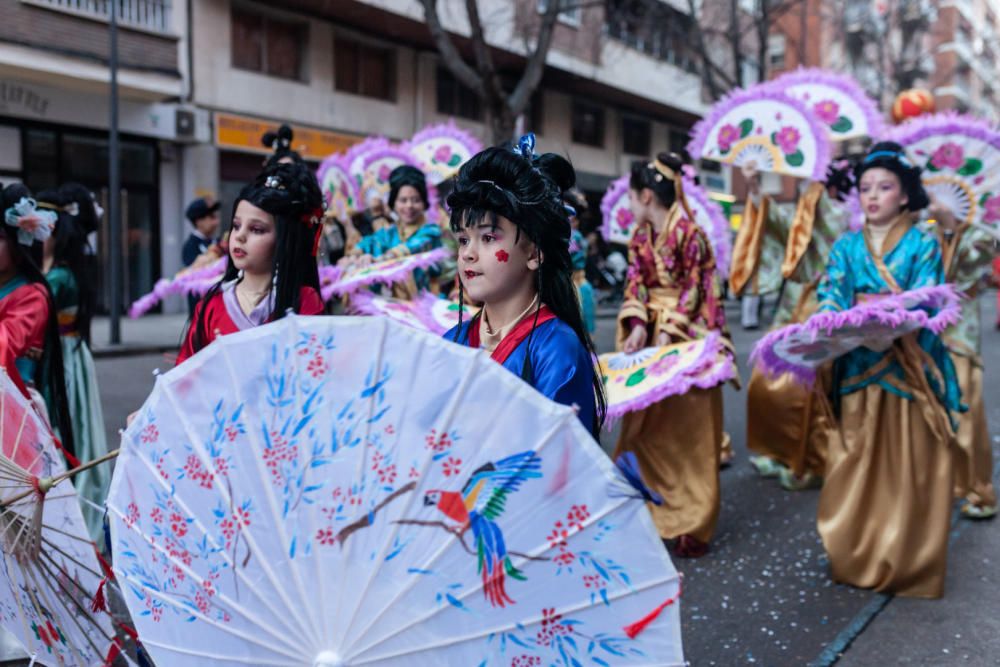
177;161;325;364
730;162;789;329
38;189;110;539
444;136;606;435
746;161;854;490
815;142;961;598
925;197;997;519
0;183;75;457
345;165;442;299
612;153;736;558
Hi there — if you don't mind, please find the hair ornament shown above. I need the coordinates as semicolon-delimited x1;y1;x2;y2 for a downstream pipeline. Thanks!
648;157;695;222
64;201;80;216
265;175;283;189
864;149;913;168
476;179;545;206
513;133;537;160
4;197;56;246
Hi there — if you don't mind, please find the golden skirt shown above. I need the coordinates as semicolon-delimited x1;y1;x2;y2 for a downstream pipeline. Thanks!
817;384;954;598
950;354;996;508
746;368;829;477
613;387;723;542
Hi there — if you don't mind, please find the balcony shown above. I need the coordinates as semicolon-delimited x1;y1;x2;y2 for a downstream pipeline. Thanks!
22;0;172;34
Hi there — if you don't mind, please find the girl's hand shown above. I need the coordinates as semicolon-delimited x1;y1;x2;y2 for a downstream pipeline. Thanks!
656;331;670;346
623;325;648;354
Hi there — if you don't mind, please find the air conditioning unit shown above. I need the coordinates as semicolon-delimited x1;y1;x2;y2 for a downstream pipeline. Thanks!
176;108;196;140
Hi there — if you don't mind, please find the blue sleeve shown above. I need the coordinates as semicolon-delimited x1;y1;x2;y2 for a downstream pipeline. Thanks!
907;232;945;290
531;323;596;432
817;236;854;312
404;223;442;255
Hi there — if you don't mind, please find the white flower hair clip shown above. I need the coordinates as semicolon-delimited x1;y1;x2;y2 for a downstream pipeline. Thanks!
265;175;283;189
4;197;56;246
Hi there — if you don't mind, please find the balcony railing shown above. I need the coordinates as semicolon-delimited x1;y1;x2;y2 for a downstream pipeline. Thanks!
23;0;171;34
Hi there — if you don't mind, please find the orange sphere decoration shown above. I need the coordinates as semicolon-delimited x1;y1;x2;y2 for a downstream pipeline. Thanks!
891;89;935;124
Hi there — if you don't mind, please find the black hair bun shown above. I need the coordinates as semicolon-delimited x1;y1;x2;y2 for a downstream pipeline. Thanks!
656;152;686;173
262;124;294;150
855;141;929;211
535;153;576;193
388;165;429;209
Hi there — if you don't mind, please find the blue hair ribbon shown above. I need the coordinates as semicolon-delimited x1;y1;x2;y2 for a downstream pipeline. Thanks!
864;150;913;168
514;133;537;160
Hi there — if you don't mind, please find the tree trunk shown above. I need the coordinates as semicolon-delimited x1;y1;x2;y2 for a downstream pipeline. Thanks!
487;104;517;146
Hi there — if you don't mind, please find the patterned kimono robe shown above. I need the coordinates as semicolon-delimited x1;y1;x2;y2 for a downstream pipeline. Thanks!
930;223;997;509
357;219;442;299
747;184;850;477
613;203;735;543
46;266;109;539
814;216;961;599
729;194;788;298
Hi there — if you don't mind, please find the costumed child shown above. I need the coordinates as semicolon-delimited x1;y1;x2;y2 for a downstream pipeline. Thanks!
0;183;75;458
730;162;789;329
612;153;735;558
345;165;442;299
746;161;854;490
38;189;110;539
443;136;606;435
815;142;961;598
925;197;997;519
177;161;325;365
564;188;596;333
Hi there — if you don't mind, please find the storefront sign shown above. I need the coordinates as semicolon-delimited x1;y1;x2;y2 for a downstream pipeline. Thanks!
215;113;361;161
0;82;50;117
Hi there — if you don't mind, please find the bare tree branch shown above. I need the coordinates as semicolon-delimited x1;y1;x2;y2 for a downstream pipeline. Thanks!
464;0;506;105
418;0;486;96
508;0;563;117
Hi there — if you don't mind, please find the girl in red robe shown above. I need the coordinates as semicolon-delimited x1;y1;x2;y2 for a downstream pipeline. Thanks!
178;162;326;364
0;183;75;457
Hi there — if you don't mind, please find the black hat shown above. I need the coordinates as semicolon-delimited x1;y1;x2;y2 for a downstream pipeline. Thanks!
388;165;428;209
186;197;220;223
854;141;929;212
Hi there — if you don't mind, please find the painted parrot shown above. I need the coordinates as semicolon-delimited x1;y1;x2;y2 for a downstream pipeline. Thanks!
423;450;542;607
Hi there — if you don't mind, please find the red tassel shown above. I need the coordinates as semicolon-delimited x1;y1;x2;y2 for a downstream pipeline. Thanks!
94;548;115;580
622;581;683;639
91;577;108;613
52;437;80;468
117;622;139;641
103;638;122;667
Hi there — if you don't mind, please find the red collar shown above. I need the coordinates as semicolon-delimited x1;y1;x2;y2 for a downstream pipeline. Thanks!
466;305;557;364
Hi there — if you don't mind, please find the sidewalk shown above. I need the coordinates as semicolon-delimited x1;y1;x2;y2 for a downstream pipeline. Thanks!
91;313;188;358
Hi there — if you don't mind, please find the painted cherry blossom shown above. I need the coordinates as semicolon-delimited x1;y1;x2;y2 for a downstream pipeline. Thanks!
930;142;964;170
433;144;452;164
812;99;840;125
717;123;741;152
983;194;1000;223
774;126;802;154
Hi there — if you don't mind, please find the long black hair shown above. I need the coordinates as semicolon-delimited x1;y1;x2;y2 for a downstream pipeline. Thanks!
58;182;100;234
854;141;929;212
447;143;607;433
37;188;94;346
1;184;75;457
629;152;686;208
189;161;322;352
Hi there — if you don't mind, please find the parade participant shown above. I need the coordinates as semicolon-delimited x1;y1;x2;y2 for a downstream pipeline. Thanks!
815;142;961;598
564;189;596;333
347;165;442;298
0;183;75;457
177;161;325;364
730;163;788;329
612;152;735;558
38;189;109;538
925;197;997;519
746;161;853;490
444;137;605;435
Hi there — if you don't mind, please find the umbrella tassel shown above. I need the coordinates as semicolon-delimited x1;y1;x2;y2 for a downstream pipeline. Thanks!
52;437;80;469
90;577;108;613
622;581;683;639
102;638;122;667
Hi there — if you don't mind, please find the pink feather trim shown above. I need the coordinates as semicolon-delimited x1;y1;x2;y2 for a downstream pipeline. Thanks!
324;247;452;298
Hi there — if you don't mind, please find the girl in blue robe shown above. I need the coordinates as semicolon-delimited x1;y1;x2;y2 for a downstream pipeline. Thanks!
814;142;962;599
443;136;605;435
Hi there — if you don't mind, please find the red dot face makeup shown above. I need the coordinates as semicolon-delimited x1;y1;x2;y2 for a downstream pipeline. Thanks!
495;249;510;263
455;216;536;305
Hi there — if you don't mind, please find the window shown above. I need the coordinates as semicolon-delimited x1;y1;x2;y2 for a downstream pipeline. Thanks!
604;0;697;73
231;7;307;80
436;67;483;120
572;101;604;147
538;0;582;27
669;129;689;160
622;117;651;155
335;37;396;101
768;34;787;71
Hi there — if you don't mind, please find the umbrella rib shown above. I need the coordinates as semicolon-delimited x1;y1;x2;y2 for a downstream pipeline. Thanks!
352;573;683;665
214;337;327;645
114;567;310;662
137;636;303;666
346;398;574;655
105;469;312;657
37;534;104;581
338;340;481;646
2;550;39;659
31;554;113;659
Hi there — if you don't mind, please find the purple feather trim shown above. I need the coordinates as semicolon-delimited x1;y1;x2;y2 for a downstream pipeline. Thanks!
316;155;358;216
127;257;227;318
750;284;963;385
882;111;1000;150
843;188;865;231
684;175;733;276
344;136;390;174
687;85;832;181
405;121;483;177
324;247;452;298
318;265;344;302
600;175;630;243
767;67;884;139
603;333;738;426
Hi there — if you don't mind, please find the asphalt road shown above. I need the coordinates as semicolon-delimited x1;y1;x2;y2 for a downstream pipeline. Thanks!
95;294;1000;666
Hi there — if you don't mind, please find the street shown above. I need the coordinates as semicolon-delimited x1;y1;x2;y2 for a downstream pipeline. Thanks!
94;294;1000;666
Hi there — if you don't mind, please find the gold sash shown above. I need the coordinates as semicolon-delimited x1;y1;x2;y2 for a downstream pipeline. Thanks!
781;181;825;280
729;195;769;296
